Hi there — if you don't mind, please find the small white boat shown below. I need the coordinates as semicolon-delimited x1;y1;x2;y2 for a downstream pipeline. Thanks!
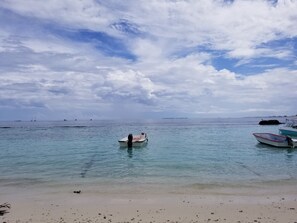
279;119;297;136
118;133;148;147
253;133;297;148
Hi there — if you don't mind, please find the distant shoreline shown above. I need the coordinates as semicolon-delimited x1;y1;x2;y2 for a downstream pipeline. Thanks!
162;117;188;119
1;115;296;122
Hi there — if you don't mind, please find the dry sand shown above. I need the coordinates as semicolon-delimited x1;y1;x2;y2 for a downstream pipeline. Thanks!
1;183;297;223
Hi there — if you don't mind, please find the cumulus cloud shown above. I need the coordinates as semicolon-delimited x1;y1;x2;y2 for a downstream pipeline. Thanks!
0;0;297;120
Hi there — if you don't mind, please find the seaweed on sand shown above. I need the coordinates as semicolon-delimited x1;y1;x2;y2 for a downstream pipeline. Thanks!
0;203;11;216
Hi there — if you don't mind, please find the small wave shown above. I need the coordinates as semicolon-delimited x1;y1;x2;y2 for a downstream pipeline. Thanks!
0;178;46;187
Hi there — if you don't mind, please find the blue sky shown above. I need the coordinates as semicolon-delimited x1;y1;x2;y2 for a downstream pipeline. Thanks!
0;0;297;120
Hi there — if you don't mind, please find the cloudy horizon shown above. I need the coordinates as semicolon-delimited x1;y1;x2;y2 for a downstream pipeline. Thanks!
0;0;297;120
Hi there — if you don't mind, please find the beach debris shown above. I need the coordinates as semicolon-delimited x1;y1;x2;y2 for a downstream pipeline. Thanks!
73;190;81;194
0;203;11;216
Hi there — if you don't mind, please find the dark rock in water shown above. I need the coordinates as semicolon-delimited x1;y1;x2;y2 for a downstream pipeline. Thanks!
259;119;282;125
73;190;81;194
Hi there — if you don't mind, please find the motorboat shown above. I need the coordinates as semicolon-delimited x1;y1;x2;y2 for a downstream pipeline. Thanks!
118;132;148;147
253;133;296;148
279;119;297;136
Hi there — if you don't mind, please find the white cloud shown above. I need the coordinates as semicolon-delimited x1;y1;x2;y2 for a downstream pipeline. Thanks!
0;0;297;119
0;0;113;31
98;69;157;103
122;0;297;60
22;39;75;54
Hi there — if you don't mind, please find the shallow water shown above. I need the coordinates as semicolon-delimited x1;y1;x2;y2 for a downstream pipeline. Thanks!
1;118;296;191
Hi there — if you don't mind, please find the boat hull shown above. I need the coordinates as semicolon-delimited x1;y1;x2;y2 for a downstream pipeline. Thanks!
279;119;297;136
118;140;148;147
253;133;294;148
279;127;297;136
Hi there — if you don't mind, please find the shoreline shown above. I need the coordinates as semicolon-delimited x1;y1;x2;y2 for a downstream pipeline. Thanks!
1;181;297;222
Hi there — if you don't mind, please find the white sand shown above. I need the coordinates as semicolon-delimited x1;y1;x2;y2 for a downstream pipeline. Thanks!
1;183;297;223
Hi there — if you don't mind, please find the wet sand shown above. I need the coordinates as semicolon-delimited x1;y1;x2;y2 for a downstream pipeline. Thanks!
1;183;297;223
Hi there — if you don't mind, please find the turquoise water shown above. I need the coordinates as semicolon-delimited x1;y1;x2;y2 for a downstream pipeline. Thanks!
1;118;297;190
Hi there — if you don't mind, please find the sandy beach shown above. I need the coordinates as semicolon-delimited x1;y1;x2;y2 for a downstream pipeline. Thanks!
1;182;297;223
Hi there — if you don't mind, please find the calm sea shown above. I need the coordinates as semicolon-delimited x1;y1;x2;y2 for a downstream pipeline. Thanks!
1;118;296;192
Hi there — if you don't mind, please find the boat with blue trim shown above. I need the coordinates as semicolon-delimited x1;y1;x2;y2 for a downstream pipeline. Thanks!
279;119;297;136
253;133;296;148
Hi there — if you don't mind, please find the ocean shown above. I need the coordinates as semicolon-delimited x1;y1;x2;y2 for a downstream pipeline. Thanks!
1;118;297;193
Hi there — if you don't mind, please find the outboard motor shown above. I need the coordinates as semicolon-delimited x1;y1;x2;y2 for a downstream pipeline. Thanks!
287;136;293;148
127;134;133;148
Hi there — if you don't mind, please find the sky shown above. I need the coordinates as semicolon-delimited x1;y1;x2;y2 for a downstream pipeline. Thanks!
0;0;297;120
